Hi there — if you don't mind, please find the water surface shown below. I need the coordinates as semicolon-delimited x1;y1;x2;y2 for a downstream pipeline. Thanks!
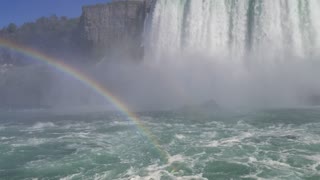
0;108;320;179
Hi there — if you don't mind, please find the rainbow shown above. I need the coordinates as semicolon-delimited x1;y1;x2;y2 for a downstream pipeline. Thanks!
0;38;168;162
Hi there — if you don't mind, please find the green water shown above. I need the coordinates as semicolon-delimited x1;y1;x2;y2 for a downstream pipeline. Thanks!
0;108;320;180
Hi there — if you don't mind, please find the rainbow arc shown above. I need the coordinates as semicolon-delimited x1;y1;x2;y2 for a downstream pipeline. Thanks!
0;38;168;162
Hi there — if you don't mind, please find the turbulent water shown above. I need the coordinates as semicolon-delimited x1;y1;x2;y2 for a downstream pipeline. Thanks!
145;0;320;59
1;109;320;179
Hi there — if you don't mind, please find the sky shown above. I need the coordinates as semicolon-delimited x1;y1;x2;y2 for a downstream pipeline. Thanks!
0;0;111;28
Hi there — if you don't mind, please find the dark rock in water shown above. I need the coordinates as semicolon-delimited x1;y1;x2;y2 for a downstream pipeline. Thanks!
282;135;298;140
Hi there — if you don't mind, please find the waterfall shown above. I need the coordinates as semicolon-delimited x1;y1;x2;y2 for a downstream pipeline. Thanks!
144;0;320;61
141;0;320;107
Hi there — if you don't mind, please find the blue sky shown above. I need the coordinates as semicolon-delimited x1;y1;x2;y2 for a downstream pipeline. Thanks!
0;0;111;28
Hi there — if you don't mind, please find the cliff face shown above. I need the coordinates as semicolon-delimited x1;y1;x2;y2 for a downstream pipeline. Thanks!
0;0;153;108
81;0;149;60
0;16;84;65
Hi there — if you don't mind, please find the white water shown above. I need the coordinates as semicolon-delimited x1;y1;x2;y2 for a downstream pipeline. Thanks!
141;0;320;108
145;0;320;61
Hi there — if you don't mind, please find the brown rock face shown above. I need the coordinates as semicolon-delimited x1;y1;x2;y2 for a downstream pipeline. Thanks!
81;0;150;60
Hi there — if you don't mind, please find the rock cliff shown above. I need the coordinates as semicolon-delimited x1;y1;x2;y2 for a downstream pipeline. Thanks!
0;0;153;108
80;0;150;60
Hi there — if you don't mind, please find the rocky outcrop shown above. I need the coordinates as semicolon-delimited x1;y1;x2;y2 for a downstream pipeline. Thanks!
80;0;150;60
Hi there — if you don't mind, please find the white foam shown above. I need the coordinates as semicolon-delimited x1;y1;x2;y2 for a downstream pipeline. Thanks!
0;136;14;141
31;122;56;130
303;154;320;171
11;138;47;147
120;152;206;180
129;173;206;180
167;154;186;164
248;156;258;163
60;173;82;180
203;131;253;147
127;164;206;180
204;140;220;147
175;134;185;140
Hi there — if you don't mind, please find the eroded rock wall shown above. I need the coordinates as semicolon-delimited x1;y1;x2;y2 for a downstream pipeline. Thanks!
81;0;149;60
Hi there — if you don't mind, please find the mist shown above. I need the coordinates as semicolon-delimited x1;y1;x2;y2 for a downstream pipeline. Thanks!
2;46;320;112
34;49;318;112
2;0;320;112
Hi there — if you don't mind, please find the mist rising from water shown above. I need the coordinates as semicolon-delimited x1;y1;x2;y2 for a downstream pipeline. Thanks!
125;0;320;109
4;0;320;111
56;0;320;110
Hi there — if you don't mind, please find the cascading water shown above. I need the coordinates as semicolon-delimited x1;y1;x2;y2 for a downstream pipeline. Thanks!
145;0;320;60
142;0;320;107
